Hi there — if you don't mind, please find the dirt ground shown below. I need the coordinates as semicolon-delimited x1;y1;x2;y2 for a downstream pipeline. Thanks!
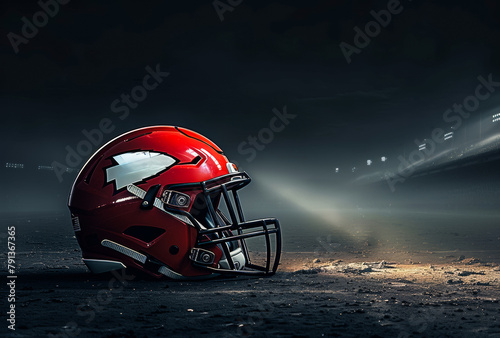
1;212;500;337
2;250;499;338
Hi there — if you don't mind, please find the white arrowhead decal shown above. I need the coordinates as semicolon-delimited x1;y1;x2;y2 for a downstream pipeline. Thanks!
106;151;177;190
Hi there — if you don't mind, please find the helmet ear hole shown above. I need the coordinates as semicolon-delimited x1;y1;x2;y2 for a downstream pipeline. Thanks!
123;226;165;244
169;245;179;255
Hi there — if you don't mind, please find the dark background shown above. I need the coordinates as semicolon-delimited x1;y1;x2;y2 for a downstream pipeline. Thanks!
1;0;500;216
2;4;500;336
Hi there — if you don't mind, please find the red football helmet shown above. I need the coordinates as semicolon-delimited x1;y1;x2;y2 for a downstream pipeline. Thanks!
68;126;281;279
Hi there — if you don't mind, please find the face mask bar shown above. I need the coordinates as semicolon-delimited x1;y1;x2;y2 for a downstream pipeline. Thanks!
165;172;282;276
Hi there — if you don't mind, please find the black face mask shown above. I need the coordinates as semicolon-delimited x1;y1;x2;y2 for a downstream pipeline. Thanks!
164;172;282;276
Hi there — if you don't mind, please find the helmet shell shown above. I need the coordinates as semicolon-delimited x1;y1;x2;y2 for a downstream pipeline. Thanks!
69;126;231;278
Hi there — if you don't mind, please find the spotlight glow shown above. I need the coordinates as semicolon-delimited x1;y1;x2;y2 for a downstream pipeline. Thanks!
255;172;343;227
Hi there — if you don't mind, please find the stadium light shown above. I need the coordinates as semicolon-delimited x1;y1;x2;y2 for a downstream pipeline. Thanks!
335;168;339;173
444;131;454;141
367;159;372;166
493;112;500;123
418;143;426;151
351;167;356;173
381;156;387;162
5;163;24;169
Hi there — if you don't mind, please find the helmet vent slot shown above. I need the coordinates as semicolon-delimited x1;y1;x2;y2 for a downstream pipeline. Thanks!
123;226;165;243
124;132;152;142
179;155;201;165
84;155;102;184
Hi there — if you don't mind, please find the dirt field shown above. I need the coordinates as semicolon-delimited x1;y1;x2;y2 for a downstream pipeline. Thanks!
2;251;499;337
1;213;499;337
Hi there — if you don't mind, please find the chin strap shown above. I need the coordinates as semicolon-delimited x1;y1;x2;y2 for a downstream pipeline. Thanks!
126;184;195;227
